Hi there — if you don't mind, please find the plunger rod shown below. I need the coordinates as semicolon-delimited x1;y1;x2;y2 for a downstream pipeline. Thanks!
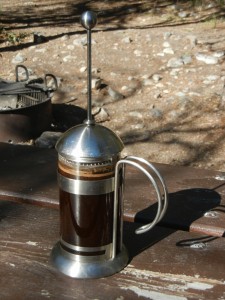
87;29;92;123
80;11;97;125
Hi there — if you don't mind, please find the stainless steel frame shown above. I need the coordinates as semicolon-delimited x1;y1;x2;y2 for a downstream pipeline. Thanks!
58;173;115;195
112;156;168;259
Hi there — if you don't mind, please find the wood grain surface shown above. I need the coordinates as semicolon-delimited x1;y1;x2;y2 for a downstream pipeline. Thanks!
0;200;224;299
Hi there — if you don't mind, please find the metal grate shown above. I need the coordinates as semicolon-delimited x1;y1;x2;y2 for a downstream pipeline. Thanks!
17;91;48;108
0;65;57;111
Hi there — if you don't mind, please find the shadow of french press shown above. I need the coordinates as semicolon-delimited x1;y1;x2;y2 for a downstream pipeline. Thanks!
123;188;221;260
134;188;221;232
123;221;176;260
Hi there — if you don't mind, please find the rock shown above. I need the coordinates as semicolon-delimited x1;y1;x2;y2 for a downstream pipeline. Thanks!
146;34;152;42
81;88;87;94
131;123;145;130
63;55;74;62
142;74;150;79
92;67;101;74
67;45;75;50
73;36;96;46
167;57;184;68
113;43;118;50
176;91;186;98
121;86;136;94
154;92;162;99
156;82;164;88
175;93;191;109
213;51;225;58
35;131;62;148
92;78;102;90
107;87;124;101
163;32;172;39
170;68;180;76
128;79;141;90
181;54;192;65
150;108;163;119
129;111;143;118
203;75;220;85
170;4;178;11
73;36;87;46
188;91;201;97
221;85;225;105
134;50;142;56
205;75;220;81
163;41;170;48
187;34;197;47
195;53;218;64
167;110;180;120
163;48;174;55
60;34;70;41
12;53;26;64
33;32;47;43
93;107;110;123
152;74;162;82
80;66;87;73
122;36;132;43
35;48;46;53
178;11;189;18
142;79;153;86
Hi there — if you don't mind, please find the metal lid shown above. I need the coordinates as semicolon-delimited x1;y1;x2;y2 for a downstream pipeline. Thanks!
56;123;124;163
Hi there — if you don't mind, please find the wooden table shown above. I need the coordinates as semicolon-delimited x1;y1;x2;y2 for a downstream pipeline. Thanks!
0;142;224;299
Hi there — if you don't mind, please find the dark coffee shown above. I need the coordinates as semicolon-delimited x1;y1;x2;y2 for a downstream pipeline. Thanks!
58;160;123;256
60;189;114;247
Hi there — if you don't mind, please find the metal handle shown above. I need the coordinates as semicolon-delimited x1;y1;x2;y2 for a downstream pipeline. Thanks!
15;65;29;82
44;74;58;91
112;156;168;258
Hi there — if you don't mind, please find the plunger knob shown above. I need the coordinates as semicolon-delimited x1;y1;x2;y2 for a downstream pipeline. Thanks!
80;11;97;30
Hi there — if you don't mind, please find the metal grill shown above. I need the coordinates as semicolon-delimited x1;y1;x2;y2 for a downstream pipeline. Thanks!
17;91;48;108
0;65;57;142
0;65;57;111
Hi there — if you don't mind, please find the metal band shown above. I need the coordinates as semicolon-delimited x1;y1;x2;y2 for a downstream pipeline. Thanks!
60;239;111;253
58;173;115;195
60;239;113;261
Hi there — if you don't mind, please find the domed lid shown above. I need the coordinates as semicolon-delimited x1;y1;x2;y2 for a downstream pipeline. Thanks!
56;123;124;163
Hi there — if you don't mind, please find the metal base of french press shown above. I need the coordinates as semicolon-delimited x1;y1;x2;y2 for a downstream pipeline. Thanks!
51;242;129;279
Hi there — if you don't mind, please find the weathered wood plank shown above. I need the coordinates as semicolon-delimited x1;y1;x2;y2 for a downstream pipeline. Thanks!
124;165;225;237
0;142;225;236
0;142;58;207
0;200;224;300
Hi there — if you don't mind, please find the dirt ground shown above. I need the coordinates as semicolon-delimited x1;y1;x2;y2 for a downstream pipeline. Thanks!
1;1;225;171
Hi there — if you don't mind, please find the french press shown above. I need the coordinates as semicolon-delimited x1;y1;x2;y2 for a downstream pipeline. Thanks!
51;11;168;279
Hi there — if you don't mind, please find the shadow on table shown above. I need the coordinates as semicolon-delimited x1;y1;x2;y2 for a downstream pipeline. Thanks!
123;221;176;260
124;188;222;260
134;188;222;232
